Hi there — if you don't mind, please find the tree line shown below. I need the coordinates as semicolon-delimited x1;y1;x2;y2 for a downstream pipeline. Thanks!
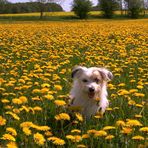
73;0;148;19
0;0;63;14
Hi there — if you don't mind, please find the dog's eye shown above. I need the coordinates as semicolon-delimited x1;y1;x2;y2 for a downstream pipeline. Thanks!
82;79;88;83
94;78;100;83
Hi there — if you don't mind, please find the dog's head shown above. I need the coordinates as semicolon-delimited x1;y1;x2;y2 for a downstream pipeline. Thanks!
71;66;113;99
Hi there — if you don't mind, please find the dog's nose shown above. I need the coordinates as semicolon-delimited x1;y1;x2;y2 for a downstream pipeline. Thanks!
89;87;95;92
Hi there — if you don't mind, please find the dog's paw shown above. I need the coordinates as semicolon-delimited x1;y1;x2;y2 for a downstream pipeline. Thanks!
98;99;109;113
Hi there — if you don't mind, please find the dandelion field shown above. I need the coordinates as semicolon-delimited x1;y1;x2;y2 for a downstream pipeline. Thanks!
0;19;148;147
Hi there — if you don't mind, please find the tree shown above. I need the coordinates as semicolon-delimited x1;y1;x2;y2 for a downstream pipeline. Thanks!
37;0;64;19
0;0;10;14
125;0;144;18
99;0;119;18
72;0;92;19
0;0;9;4
118;0;123;15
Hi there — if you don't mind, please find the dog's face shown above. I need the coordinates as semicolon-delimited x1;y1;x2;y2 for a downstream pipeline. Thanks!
72;66;113;99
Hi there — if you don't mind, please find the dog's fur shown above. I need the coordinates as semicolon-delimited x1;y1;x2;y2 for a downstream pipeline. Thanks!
69;66;113;119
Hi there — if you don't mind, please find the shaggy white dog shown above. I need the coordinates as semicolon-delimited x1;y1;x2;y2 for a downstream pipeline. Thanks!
69;66;113;119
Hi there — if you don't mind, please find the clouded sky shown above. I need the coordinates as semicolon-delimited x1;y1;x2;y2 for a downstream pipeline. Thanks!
10;0;98;11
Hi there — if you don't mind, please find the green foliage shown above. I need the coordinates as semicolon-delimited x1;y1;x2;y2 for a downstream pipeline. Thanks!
99;0;119;18
0;2;63;14
128;0;144;18
72;0;92;19
0;0;9;4
128;7;143;18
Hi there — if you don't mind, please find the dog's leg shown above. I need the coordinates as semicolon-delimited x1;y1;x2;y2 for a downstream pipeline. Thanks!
98;83;109;113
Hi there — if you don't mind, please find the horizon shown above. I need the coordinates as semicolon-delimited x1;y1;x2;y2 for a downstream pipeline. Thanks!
10;0;98;11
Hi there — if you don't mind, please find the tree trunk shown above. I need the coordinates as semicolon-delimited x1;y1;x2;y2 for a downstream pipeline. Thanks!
40;10;43;19
120;0;123;15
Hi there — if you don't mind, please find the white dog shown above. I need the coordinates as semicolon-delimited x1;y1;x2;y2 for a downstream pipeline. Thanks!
69;66;113;119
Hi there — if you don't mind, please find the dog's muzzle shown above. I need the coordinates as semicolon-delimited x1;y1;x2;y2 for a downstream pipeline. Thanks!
88;87;95;98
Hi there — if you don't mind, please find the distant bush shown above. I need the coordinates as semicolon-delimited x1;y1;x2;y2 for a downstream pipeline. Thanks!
72;0;92;19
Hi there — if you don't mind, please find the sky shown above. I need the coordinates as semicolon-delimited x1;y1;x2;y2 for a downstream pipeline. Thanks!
10;0;98;11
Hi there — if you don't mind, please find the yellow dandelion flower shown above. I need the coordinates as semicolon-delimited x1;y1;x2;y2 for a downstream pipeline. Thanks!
116;120;126;127
13;108;20;114
1;99;10;103
20;121;33;128
77;144;87;148
0;116;6;126
82;134;89;139
126;119;143;127
41;83;50;88
18;79;25;84
103;126;116;131
121;127;133;135
32;89;40;93
128;100;136;106
55;113;70;121
41;88;49;94
44;94;54;100
31;124;50;131
48;137;65;145
94;130;107;137
117;89;129;95
137;85;143;89
54;85;62;91
20;106;30;112
66;135;75;140
73;135;82;142
6;112;20;120
44;131;53;137
34;132;45;146
87;129;96;135
6;127;17;136
12;98;22;105
32;97;42;101
134;93;145;97
129;89;138;93
94;114;103;119
71;129;81;133
135;104;143;108
135;114;142;118
5;105;12;110
139;127;148;133
53;138;65;145
6;142;18;148
19;96;28;103
132;135;144;140
54;100;66;106
106;108;113;111
33;106;42;111
66;135;82;142
105;135;115;140
22;127;32;136
118;83;125;87
1;134;16;141
39;126;51;131
130;79;136;83
75;113;83;122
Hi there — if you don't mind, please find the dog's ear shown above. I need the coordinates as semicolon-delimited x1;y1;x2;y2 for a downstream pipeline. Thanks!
98;68;113;81
71;66;86;78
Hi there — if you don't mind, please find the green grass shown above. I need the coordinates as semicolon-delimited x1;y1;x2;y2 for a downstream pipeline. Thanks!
0;11;148;22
